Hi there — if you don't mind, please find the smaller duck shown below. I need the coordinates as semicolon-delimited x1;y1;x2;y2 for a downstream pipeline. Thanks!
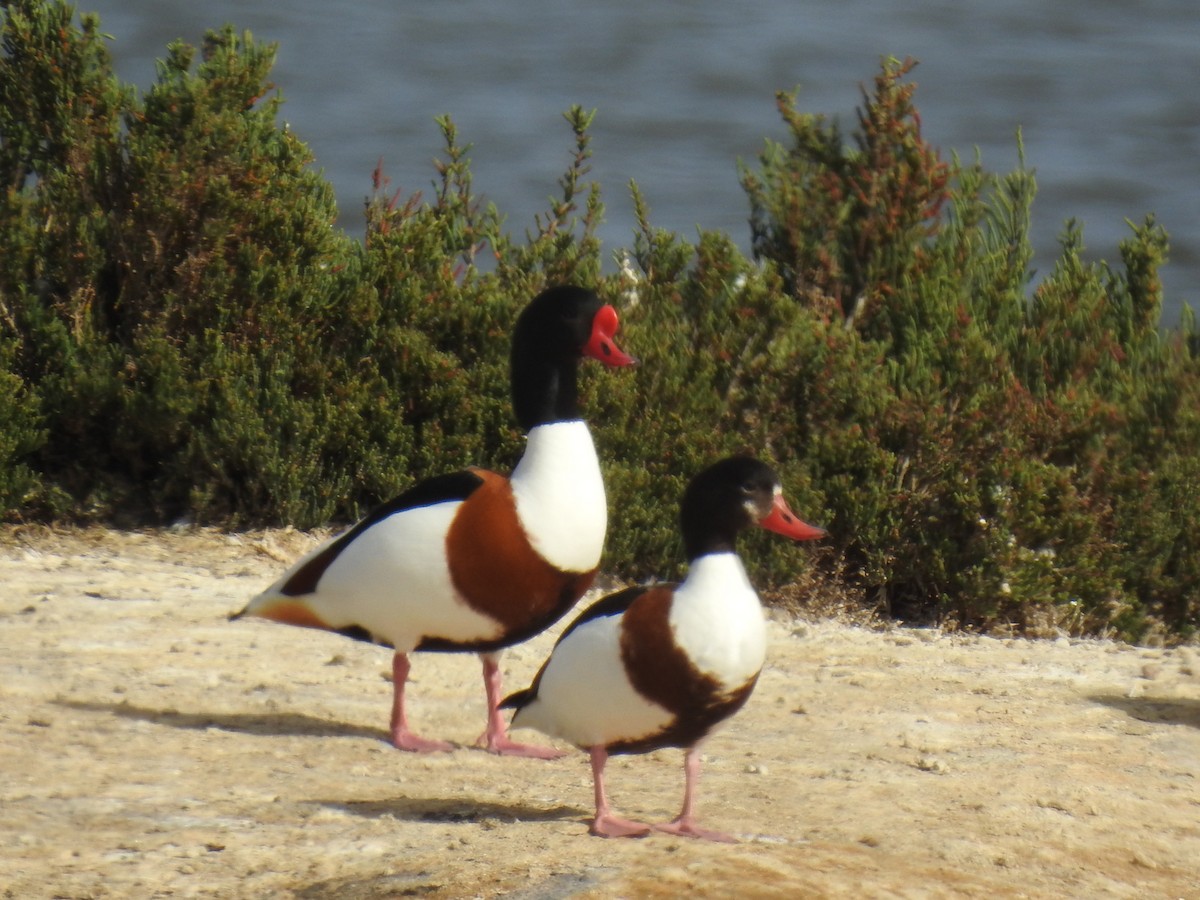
503;456;825;840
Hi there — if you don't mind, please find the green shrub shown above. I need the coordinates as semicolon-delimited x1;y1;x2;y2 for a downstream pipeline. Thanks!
2;6;1197;640
0;338;42;512
0;3;609;526
729;57;1196;638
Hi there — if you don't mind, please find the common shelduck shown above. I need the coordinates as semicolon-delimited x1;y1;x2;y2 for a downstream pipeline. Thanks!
502;456;825;839
234;286;635;757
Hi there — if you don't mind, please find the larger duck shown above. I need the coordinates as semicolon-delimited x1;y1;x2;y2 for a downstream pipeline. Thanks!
234;286;635;757
503;456;825;838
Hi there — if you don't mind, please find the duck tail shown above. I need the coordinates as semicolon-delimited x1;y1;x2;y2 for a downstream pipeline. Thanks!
500;686;536;711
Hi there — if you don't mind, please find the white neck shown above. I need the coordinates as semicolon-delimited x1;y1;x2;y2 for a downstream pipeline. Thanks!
509;421;607;573
668;553;767;686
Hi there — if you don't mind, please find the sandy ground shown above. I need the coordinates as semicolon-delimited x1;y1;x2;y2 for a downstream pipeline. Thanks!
1;526;1198;899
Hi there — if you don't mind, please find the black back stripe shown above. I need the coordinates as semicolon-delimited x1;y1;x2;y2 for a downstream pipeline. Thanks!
281;469;485;597
500;584;646;712
553;584;651;646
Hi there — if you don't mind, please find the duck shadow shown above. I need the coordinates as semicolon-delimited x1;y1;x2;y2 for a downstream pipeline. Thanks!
51;698;574;757
54;700;587;825
1089;693;1200;729
323;794;586;826
53;698;385;742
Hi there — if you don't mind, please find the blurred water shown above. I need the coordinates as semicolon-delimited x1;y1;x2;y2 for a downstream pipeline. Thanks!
81;0;1198;323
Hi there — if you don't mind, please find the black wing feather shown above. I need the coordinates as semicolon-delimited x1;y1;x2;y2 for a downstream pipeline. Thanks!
553;584;650;646
280;469;485;597
501;585;654;711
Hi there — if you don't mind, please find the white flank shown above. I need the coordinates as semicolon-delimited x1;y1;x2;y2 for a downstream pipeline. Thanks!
253;502;502;652
668;553;767;688
509;421;607;573
512;613;673;747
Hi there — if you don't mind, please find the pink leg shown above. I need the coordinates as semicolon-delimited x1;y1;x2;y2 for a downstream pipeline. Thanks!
589;746;651;838
653;745;738;842
475;654;564;759
389;652;454;752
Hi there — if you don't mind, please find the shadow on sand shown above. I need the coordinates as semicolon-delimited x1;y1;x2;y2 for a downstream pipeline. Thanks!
53;697;385;742
322;794;586;826
1089;693;1200;729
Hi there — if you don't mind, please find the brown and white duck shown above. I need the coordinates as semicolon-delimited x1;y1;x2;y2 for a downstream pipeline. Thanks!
503;456;825;838
234;285;635;757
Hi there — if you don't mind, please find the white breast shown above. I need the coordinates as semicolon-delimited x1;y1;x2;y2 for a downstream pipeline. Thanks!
509;421;607;573
668;553;767;688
